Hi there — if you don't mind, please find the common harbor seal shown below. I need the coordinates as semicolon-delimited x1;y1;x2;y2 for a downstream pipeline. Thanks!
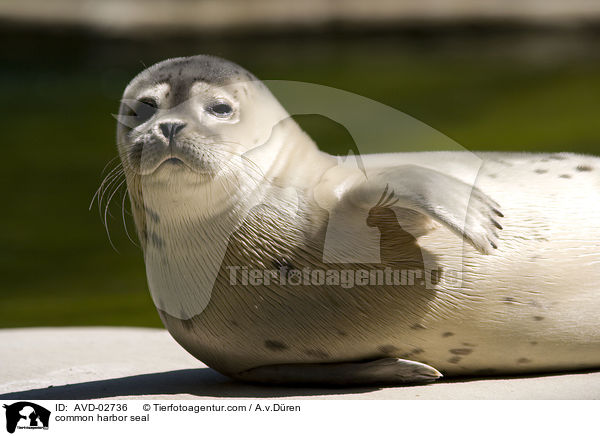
113;55;600;385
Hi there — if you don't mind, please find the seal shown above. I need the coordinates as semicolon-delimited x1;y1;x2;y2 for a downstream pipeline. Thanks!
114;55;600;385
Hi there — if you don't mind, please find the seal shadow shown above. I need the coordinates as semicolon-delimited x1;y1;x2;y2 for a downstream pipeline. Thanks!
2;368;598;400
0;368;378;400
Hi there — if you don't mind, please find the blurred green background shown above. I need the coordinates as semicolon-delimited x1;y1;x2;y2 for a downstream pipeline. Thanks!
1;24;599;328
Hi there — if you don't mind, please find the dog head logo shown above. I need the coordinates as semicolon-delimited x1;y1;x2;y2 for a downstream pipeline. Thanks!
3;402;50;433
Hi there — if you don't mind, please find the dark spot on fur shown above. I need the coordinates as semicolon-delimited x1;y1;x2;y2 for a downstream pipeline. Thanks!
534;169;548;174
411;348;424;355
533;316;545;321
450;348;473;356
264;340;288;351
144;207;160;224
497;160;513;166
448;356;462;364
231;320;239;327
488;173;498;179
462;342;476;347
149;232;165;249
503;296;517;304
337;330;348;337
442;332;454;337
517;358;531;364
378;345;399;354
549;155;567;160
576;165;593;172
411;323;426;330
305;349;329;359
559;174;572;179
530;341;538;346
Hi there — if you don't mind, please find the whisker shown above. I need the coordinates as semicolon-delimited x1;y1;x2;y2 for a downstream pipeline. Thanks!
121;186;139;248
94;136;277;251
90;162;124;211
98;169;126;218
92;149;141;250
103;178;128;252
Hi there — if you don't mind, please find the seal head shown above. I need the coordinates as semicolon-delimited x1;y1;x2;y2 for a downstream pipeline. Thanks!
117;55;289;183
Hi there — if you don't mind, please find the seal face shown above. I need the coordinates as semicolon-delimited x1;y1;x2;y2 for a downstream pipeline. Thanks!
117;56;285;180
114;55;600;385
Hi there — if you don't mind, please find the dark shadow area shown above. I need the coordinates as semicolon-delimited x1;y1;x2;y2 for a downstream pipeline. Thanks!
0;368;376;400
1;367;598;400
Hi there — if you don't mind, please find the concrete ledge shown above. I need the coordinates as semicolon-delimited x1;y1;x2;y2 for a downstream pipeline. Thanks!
1;327;599;400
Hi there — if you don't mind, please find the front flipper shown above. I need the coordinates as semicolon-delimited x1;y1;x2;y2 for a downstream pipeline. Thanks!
235;358;442;386
342;165;504;254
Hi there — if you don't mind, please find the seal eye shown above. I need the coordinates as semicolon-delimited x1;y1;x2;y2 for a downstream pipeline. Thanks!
131;98;158;124
207;102;233;118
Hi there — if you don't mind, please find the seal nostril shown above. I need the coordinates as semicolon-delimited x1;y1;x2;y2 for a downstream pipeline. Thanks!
159;121;186;139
